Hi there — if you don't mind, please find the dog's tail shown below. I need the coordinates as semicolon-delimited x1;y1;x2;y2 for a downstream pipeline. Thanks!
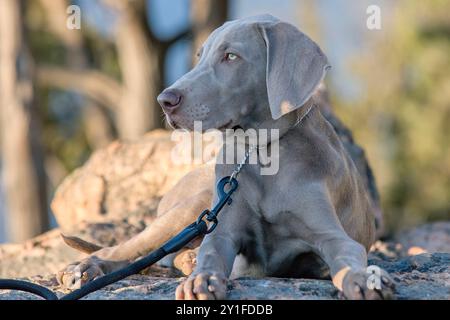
61;234;103;254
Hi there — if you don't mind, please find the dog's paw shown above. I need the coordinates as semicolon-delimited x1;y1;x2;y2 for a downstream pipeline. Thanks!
57;256;106;290
342;268;395;300
173;248;198;275
175;272;227;300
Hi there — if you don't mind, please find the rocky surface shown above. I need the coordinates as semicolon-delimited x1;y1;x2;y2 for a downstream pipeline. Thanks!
0;222;449;300
0;275;339;300
0;252;448;300
395;222;450;255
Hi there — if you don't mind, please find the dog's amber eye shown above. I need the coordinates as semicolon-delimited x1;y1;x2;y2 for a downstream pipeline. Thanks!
225;53;238;61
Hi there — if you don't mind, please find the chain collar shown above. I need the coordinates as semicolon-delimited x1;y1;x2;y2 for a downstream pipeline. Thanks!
229;104;315;182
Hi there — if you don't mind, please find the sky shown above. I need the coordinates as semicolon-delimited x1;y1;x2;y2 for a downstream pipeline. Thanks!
145;0;389;99
75;0;391;96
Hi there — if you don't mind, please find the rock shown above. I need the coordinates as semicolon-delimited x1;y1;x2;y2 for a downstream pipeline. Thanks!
0;223;449;300
0;253;448;300
51;130;220;231
0;274;338;300
0;219;147;278
368;253;450;300
395;221;450;254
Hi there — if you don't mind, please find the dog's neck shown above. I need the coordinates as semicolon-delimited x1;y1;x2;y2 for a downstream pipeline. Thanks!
220;98;317;152
252;97;317;146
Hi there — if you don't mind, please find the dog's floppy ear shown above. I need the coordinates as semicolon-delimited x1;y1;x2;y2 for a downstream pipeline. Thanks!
259;21;330;119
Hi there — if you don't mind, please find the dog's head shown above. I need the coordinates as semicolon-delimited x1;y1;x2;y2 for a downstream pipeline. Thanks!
157;14;330;132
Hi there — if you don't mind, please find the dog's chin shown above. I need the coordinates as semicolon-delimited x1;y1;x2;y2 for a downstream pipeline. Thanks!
165;115;190;130
167;119;197;132
185;120;238;132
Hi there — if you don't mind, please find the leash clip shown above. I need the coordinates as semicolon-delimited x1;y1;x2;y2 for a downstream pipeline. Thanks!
196;176;239;233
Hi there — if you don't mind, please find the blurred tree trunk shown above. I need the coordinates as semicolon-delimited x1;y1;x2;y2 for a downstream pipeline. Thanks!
38;0;86;68
0;0;49;242
35;0;174;141
105;0;164;139
110;0;229;137
191;0;228;64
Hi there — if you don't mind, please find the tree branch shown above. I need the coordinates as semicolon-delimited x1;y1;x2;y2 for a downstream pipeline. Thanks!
36;65;122;111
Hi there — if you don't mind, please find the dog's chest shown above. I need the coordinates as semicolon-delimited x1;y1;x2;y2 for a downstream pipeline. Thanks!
226;145;322;273
239;154;304;222
238;167;312;253
237;206;313;274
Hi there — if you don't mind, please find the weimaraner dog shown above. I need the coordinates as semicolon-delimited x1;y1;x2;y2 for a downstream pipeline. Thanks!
58;15;394;300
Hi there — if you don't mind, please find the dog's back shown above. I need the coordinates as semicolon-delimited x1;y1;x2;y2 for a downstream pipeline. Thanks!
313;85;383;237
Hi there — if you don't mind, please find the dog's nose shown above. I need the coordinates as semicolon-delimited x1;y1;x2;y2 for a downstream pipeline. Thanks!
157;89;182;113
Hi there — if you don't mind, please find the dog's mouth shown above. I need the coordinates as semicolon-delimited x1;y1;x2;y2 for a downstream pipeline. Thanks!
217;120;233;131
217;120;243;131
166;116;242;132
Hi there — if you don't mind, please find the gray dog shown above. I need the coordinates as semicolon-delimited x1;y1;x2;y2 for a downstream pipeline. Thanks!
58;15;394;300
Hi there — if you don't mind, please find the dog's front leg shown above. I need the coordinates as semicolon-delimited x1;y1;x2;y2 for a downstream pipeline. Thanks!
317;233;395;299
175;198;242;302
299;199;395;299
175;233;238;300
58;188;212;290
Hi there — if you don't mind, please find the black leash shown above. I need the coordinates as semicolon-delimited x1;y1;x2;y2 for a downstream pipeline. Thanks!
0;176;238;300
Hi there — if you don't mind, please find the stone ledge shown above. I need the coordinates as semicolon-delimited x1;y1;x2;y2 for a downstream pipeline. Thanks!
1;252;448;300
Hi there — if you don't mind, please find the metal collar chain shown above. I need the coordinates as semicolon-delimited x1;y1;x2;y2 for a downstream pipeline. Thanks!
292;103;314;128
229;103;315;182
229;144;257;182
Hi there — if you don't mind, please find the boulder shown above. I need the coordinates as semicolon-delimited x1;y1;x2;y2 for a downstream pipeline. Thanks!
51;130;219;231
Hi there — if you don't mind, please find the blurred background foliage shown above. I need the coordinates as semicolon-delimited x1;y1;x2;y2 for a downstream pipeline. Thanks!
333;0;450;233
0;0;448;242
